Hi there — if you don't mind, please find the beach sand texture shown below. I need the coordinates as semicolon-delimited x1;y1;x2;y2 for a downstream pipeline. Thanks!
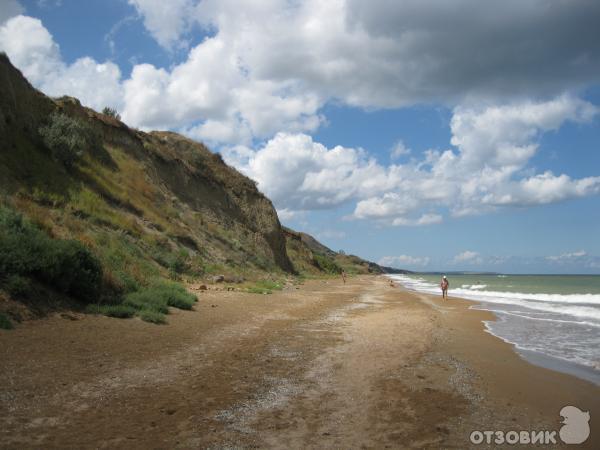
1;276;598;449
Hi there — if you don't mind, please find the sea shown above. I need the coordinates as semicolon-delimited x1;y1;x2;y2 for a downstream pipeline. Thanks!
389;273;600;385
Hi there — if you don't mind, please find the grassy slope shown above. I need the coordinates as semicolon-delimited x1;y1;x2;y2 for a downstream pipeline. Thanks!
0;54;392;326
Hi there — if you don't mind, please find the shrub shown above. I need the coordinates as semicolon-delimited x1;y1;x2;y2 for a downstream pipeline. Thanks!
102;107;121;121
0;312;13;330
3;274;32;298
157;282;196;310
39;112;99;167
124;290;169;314
313;254;342;274
139;309;166;324
0;206;103;302
87;304;136;318
123;281;196;313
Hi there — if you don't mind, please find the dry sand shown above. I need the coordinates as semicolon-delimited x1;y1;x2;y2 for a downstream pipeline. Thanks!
1;275;598;449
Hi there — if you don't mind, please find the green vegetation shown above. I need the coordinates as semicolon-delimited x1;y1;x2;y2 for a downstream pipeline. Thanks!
86;304;136;318
246;279;284;294
138;309;166;324
4;274;32;298
0;312;13;330
313;254;342;274
101;106;121;121
123;281;196;321
86;282;197;323
38;112;99;168
0;207;102;302
0;56;389;330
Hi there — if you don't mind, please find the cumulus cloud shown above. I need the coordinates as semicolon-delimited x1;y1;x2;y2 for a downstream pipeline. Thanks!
453;251;482;264
1;4;600;227
223;132;390;211
217;95;599;225
390;140;411;159
0;15;123;111
128;0;196;50
349;96;600;224
94;0;600;138
378;255;430;268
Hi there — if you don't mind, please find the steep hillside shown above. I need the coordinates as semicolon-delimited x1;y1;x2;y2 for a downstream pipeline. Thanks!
283;227;391;276
0;52;292;277
0;54;399;326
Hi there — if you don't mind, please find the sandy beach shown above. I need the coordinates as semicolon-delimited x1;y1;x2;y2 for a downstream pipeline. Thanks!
1;275;598;449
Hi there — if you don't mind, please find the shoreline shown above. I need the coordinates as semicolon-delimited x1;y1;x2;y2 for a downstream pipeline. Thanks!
389;273;600;386
1;275;598;448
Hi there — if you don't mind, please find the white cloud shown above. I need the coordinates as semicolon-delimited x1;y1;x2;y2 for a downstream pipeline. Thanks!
378;255;430;268
0;15;123;111
453;251;482;264
119;0;600;138
390;140;411;159
224;132;390;211
218;96;599;226
1;6;599;228
127;0;196;51
546;250;587;262
349;96;600;224
276;208;300;222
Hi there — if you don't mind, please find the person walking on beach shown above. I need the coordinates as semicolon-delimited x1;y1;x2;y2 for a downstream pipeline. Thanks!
440;275;449;299
341;270;347;284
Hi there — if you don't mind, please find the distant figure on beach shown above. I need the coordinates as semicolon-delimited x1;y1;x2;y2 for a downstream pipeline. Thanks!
389;279;394;287
440;275;449;299
341;270;346;284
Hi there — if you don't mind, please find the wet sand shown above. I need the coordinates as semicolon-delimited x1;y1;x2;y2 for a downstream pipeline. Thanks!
1;275;598;448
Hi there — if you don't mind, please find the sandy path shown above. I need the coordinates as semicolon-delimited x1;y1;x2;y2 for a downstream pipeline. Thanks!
1;276;599;449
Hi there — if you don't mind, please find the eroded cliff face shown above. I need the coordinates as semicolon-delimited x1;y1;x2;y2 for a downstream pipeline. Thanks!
0;53;293;275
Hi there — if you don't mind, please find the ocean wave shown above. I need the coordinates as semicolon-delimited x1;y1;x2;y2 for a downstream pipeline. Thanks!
450;288;600;305
461;284;487;290
389;274;600;305
389;274;600;321
474;308;600;328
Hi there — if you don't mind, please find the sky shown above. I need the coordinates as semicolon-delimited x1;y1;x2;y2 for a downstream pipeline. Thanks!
1;0;599;273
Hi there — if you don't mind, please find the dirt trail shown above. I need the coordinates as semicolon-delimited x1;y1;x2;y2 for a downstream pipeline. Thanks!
1;276;599;449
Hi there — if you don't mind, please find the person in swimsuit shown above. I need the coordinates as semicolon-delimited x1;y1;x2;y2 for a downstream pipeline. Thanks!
440;275;449;299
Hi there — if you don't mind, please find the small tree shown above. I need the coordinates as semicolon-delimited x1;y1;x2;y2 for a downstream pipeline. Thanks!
102;106;121;121
39;113;96;168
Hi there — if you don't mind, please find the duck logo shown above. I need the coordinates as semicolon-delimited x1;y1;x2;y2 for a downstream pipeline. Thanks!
559;406;590;444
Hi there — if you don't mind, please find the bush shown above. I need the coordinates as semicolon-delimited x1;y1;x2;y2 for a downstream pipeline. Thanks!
313;254;342;274
87;304;136;318
0;312;13;330
102;107;121;121
0;207;103;302
124;290;169;314
123;281;196;313
3;274;32;298
39;112;99;167
139;309;166;324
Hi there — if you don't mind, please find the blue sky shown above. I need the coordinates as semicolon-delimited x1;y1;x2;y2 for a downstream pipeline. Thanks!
1;0;600;273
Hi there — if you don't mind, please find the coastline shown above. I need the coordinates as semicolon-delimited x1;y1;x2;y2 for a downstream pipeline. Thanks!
1;275;598;448
390;273;600;386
